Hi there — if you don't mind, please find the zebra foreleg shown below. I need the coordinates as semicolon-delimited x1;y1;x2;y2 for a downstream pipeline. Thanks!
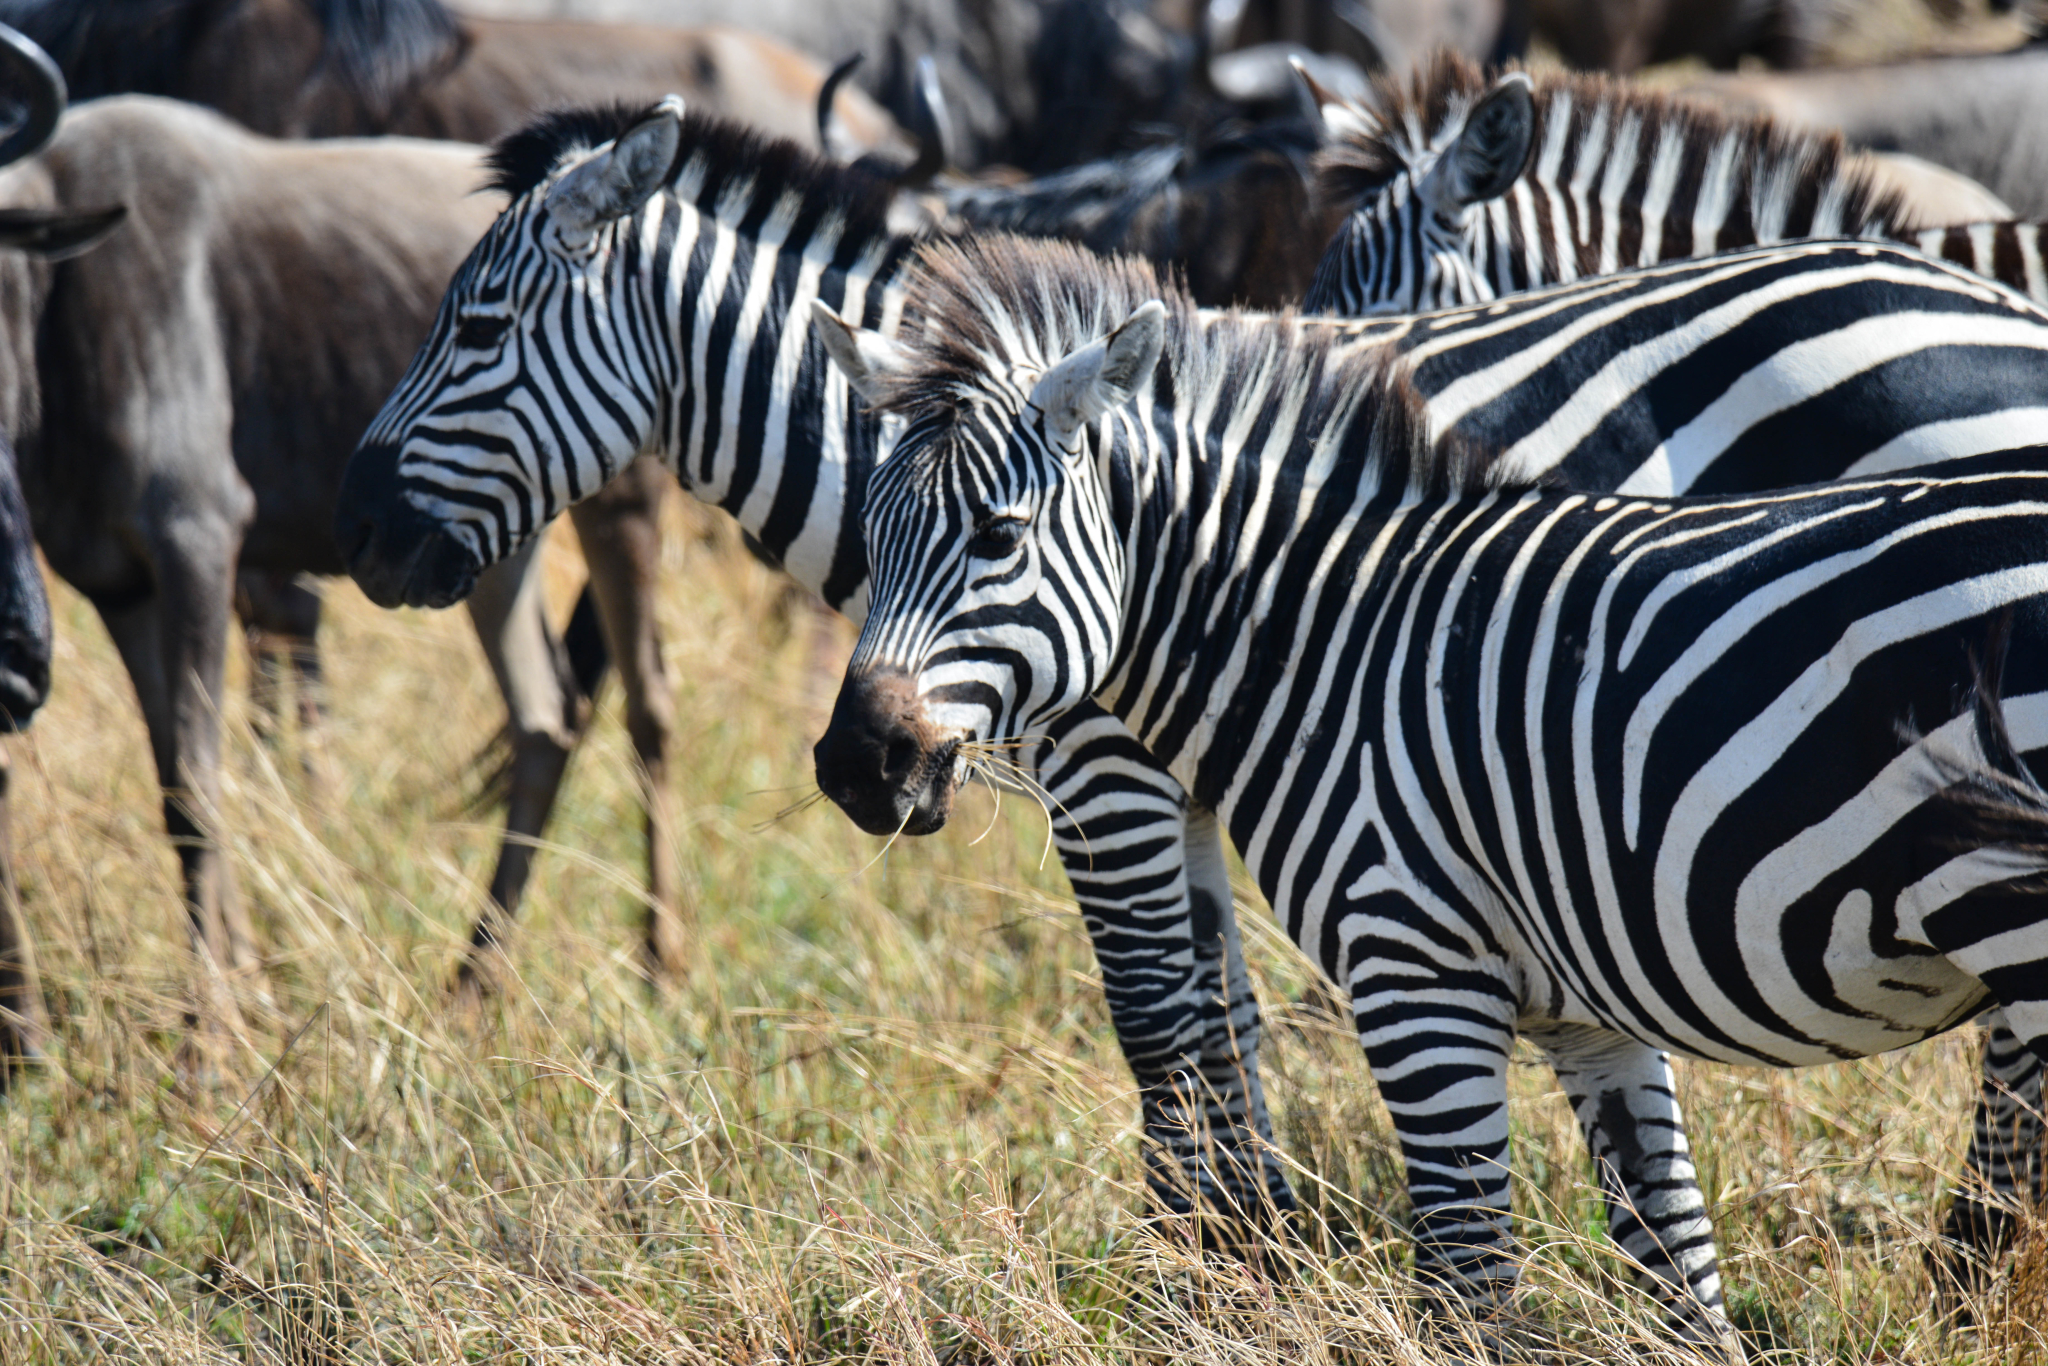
1350;958;1520;1322
1032;712;1296;1248
1932;1011;2045;1305
1185;806;1297;1237
1532;1025;1737;1357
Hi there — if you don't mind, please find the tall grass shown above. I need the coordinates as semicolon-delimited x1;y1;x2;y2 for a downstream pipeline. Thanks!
0;496;2038;1363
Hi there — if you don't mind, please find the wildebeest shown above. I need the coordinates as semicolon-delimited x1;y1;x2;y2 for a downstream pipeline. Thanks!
0;22;127;1080
1681;42;2048;218
9;99;500;995
0;0;909;150
6;0;922;989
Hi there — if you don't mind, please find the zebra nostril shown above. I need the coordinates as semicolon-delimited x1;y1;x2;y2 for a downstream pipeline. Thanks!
883;734;918;780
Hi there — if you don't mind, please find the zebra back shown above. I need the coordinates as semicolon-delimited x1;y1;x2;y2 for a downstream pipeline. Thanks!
1305;50;2048;312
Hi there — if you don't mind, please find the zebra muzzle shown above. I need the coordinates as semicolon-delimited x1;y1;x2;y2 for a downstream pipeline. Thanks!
334;443;484;610
814;666;957;838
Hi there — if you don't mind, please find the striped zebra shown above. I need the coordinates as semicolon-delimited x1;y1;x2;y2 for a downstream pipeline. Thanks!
810;233;2048;1353
1300;51;2048;315
330;100;2048;1274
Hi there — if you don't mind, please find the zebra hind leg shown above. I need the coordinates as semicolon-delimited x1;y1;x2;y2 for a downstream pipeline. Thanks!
1931;1010;2045;1314
1533;1026;1740;1361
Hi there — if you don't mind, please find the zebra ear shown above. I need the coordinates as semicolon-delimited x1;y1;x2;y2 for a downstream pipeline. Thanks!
546;97;685;238
811;300;912;406
1425;73;1535;217
1029;300;1167;455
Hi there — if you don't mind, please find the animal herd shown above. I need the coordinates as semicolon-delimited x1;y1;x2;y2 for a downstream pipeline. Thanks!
3;0;2048;1358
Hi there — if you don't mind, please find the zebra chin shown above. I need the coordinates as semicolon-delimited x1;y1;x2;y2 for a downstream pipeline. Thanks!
813;667;959;838
334;444;485;610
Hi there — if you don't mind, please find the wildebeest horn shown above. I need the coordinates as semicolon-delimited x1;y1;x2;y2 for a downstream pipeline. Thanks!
1332;0;1405;73
888;55;950;190
817;51;864;157
0;23;64;170
0;204;126;260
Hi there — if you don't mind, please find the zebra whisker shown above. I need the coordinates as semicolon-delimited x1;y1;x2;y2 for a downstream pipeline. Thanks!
956;743;1087;871
755;787;830;832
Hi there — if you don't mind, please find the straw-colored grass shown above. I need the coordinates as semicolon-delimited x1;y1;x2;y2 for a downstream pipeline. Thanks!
0;493;2040;1364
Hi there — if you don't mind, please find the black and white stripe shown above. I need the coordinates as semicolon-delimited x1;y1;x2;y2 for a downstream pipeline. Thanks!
814;235;2048;1350
350;100;1302;1237
352;102;2048;1276
1302;52;2048;315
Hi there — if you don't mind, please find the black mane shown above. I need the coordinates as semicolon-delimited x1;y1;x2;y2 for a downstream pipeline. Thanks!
486;103;657;200
488;102;901;244
884;235;1494;497
0;0;461;115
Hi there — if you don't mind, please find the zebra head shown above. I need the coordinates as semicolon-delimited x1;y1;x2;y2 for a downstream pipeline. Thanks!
808;292;1167;837
1302;65;1534;315
337;100;684;609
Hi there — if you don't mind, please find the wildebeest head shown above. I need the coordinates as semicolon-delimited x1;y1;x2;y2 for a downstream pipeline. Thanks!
0;0;466;136
0;21;132;727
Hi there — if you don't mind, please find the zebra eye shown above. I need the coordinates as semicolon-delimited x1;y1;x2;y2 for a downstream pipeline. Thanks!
455;313;511;351
968;516;1028;558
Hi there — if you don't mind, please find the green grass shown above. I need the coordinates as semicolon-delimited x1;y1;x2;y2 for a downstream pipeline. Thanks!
0;500;2040;1363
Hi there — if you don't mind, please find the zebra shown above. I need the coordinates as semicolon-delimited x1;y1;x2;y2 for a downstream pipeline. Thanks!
334;98;1299;1242
809;233;2048;1353
331;100;2048;1275
1299;51;2048;316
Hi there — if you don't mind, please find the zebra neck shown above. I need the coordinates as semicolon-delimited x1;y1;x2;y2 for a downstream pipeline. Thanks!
646;191;915;613
1481;96;1899;289
1094;344;1422;805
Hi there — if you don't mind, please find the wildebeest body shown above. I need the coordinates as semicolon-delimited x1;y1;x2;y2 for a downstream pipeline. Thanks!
1684;45;2048;218
14;97;504;975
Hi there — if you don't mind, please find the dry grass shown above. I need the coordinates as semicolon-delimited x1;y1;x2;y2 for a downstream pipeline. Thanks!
0;495;2040;1364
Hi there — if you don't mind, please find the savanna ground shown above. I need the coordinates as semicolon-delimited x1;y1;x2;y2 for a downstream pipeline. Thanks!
0;494;2041;1364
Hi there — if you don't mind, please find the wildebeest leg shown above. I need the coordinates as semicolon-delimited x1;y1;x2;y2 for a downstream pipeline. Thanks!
1932;1010;2045;1305
0;743;45;1085
568;457;683;981
457;534;583;990
97;526;257;1007
233;569;330;792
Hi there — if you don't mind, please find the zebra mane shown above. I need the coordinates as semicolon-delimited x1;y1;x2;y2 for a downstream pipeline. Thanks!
487;102;900;241
1315;49;1908;237
879;234;1488;497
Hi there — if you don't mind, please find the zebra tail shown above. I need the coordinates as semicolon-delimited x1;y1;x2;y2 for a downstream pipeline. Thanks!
1931;608;2048;874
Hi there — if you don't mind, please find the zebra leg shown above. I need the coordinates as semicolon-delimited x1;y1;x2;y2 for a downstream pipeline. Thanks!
459;535;584;990
1032;708;1295;1245
1186;805;1296;1229
1933;1010;2045;1300
567;458;685;982
1350;957;1520;1313
1531;1025;1736;1354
